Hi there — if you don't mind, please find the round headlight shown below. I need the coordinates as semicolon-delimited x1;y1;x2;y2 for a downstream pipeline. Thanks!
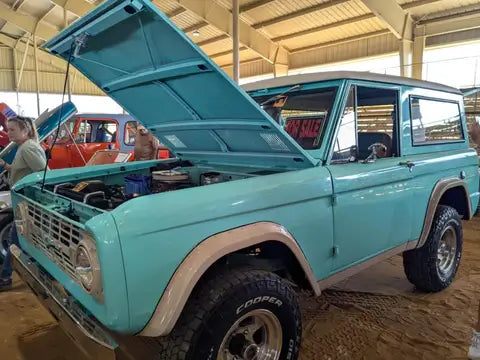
14;201;29;237
75;245;93;291
75;235;102;299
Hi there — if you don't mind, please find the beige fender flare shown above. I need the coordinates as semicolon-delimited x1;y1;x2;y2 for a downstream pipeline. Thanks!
417;178;472;248
139;221;319;337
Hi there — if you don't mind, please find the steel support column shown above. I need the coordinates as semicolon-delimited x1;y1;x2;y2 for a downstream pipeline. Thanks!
16;35;30;94
63;7;72;101
33;33;40;116
232;0;240;83
412;34;425;80
399;39;413;78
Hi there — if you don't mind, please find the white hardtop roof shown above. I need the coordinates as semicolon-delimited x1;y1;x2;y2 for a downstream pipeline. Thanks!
241;71;462;95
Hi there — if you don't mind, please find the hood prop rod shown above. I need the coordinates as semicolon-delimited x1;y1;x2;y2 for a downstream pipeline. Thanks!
40;38;81;191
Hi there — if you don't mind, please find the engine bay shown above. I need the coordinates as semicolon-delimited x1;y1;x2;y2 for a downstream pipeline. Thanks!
50;170;221;210
42;160;280;211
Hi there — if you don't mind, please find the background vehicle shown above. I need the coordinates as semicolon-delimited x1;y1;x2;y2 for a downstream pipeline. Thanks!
46;114;170;169
0;103;17;149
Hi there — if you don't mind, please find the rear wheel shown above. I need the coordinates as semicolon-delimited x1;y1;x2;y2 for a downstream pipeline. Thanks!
157;267;302;360
0;212;13;265
403;205;462;292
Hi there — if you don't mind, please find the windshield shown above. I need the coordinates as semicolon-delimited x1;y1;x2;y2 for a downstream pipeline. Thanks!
251;86;338;150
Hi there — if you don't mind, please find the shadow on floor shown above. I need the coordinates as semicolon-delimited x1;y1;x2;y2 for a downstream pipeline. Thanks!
17;324;89;360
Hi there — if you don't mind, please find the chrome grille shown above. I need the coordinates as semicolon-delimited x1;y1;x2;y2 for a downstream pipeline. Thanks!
25;202;81;282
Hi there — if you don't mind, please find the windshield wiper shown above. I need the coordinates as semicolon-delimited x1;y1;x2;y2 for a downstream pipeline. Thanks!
260;84;302;106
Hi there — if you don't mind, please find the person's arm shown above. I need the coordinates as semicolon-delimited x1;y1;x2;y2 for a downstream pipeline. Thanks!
22;144;47;173
0;159;10;171
151;136;160;160
469;121;480;147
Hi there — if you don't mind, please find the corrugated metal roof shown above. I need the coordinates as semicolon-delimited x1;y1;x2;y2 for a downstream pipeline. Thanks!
398;0;480;20
289;32;398;68
278;17;386;50
0;47;13;69
215;49;261;67
0;0;479;94
42;6;73;29
18;0;54;19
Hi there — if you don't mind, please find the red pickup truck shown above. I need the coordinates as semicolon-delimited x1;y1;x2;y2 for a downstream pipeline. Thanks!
0;103;16;149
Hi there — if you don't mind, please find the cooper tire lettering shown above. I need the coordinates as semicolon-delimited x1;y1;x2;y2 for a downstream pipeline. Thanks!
286;339;295;360
236;296;283;315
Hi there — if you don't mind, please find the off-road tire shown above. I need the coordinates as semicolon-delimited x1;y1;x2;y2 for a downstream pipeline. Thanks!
0;212;13;265
156;267;302;360
403;205;462;292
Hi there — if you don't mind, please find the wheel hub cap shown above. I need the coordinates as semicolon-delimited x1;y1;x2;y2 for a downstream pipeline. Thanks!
243;344;259;359
0;222;11;258
436;225;457;279
218;309;282;360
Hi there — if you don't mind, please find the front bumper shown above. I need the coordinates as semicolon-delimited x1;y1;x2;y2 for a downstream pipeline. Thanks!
11;244;118;360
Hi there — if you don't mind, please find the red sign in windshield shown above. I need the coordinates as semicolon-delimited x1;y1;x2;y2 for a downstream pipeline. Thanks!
285;116;325;149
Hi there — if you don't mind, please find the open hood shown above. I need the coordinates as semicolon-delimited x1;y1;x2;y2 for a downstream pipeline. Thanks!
42;0;316;169
0;102;77;167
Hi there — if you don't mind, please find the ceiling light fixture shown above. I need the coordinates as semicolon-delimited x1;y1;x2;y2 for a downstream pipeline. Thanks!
192;30;200;37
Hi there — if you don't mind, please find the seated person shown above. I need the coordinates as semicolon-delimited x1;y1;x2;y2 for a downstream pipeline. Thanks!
95;123;116;143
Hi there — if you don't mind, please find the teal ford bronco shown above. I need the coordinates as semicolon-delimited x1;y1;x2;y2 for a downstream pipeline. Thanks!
10;1;479;359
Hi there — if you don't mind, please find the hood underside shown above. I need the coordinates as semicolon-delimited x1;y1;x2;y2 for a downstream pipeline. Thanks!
42;0;316;169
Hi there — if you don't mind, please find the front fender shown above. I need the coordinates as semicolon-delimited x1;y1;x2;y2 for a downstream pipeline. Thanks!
139;222;318;337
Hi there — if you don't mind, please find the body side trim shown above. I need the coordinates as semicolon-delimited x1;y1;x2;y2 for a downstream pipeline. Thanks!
139;222;319;337
317;240;417;290
416;178;472;248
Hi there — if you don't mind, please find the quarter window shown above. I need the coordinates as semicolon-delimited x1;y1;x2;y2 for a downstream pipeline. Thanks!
410;97;463;145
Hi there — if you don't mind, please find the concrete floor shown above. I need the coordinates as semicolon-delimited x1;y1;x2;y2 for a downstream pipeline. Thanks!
1;215;479;360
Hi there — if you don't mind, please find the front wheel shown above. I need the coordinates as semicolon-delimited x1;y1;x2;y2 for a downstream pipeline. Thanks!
403;205;462;292
0;212;13;265
157;268;302;360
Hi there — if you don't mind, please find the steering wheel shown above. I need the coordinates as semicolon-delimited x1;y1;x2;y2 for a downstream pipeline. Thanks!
364;142;388;163
367;142;387;154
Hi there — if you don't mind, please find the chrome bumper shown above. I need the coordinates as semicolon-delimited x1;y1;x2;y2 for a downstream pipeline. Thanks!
10;244;118;360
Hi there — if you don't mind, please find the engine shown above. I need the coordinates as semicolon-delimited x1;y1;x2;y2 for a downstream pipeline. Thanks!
51;170;227;210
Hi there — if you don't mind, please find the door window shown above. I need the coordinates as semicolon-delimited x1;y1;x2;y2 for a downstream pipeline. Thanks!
331;86;399;163
76;120;118;143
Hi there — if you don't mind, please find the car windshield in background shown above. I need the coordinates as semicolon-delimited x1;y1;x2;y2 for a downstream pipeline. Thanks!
251;86;338;150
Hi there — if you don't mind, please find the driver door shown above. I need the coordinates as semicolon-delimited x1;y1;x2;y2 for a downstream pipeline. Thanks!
327;84;414;272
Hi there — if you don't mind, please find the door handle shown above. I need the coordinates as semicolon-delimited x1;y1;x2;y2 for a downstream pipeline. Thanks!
399;161;416;170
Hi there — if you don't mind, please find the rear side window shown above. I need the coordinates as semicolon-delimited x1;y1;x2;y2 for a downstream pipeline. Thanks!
410;97;463;145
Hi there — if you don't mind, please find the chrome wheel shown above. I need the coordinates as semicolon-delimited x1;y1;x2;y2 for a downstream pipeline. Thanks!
218;309;283;360
436;225;457;279
0;220;11;259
